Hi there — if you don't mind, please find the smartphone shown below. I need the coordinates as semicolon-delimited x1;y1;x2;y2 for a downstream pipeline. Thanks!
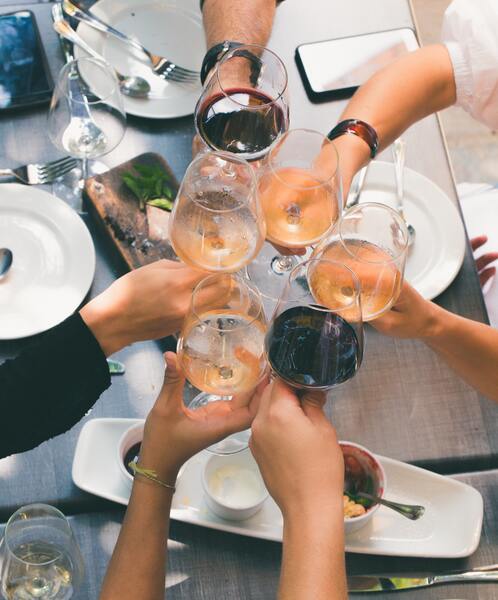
295;28;419;103
0;10;54;111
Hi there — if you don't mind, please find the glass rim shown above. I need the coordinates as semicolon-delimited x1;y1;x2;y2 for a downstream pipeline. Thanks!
190;273;264;331
339;202;409;264
267;128;339;189
183;151;257;213
215;43;288;109
59;56;120;105
5;503;71;565
284;258;362;313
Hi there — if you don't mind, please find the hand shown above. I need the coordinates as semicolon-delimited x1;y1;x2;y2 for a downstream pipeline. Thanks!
471;235;498;288
80;260;212;356
370;281;441;339
140;352;266;482
250;379;343;518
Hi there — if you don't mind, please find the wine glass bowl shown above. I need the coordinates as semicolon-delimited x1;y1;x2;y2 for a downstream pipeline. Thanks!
195;44;289;162
313;202;409;321
169;151;265;272
265;259;363;391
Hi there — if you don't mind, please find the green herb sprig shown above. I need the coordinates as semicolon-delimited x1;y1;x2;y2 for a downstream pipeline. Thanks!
122;163;175;212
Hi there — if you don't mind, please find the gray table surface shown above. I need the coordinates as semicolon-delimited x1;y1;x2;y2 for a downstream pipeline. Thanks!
1;0;498;597
1;469;497;600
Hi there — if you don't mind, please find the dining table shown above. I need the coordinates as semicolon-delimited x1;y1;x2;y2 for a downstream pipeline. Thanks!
0;0;497;598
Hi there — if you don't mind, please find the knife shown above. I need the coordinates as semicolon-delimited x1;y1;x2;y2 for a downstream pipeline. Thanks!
348;565;498;592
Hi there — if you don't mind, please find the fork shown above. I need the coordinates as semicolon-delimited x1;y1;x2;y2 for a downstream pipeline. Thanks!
62;0;200;83
0;157;78;185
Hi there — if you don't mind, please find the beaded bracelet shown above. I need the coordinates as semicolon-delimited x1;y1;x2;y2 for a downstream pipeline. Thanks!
129;462;176;492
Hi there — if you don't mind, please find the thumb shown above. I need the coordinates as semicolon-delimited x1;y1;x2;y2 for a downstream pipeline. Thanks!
157;352;185;408
301;391;328;425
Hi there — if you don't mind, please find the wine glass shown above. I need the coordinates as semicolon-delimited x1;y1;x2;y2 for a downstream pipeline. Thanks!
246;128;342;301
265;259;363;391
313;202;409;321
177;273;267;454
0;504;84;600
169;151;266;272
195;44;289;162
48;56;126;212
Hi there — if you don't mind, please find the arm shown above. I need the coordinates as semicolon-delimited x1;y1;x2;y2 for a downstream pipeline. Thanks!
250;380;347;600
0;260;207;458
202;0;277;48
100;353;264;599
371;283;498;402
332;45;456;191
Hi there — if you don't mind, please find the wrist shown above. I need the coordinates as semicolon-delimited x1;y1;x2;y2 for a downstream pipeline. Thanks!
419;301;446;340
281;490;344;525
80;298;124;357
332;134;371;201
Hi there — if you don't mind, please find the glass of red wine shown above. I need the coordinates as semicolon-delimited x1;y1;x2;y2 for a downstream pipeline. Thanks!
195;44;289;162
265;258;363;391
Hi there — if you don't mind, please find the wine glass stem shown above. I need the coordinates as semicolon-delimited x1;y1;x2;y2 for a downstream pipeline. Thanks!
80;157;88;184
271;254;295;275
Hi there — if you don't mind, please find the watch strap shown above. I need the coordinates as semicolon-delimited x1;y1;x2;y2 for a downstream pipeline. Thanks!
327;119;379;159
200;41;242;84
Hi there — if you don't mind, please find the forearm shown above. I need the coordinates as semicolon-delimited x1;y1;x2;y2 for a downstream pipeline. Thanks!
336;45;456;180
99;480;173;600
279;509;347;600
424;307;498;402
202;0;276;47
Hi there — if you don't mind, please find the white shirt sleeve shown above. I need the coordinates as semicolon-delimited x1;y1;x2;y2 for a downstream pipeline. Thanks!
442;0;498;130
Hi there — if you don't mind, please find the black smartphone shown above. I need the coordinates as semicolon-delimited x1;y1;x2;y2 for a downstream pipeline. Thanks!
295;28;419;103
0;10;54;111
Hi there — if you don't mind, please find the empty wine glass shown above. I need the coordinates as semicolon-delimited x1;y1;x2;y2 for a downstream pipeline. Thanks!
265;259;363;392
313;202;409;321
246;129;342;301
0;504;84;600
48;56;126;212
177;273;267;454
195;44;289;162
169;151;266;272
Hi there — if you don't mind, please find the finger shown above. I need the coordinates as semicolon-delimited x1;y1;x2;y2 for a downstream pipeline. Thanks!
231;375;269;411
480;267;496;288
157;352;185;408
301;396;329;425
260;377;301;418
471;235;488;251
476;252;498;273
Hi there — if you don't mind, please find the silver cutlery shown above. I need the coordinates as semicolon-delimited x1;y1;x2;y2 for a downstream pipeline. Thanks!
393;138;415;246
348;564;498;592
0;248;13;279
52;6;151;99
62;0;199;84
346;163;370;208
0;157;78;185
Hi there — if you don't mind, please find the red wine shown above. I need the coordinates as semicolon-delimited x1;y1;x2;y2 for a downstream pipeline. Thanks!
123;442;141;476
266;306;361;389
197;88;286;158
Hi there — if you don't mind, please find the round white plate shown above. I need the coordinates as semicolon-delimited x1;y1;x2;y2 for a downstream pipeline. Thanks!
0;184;95;339
347;161;466;300
74;0;204;119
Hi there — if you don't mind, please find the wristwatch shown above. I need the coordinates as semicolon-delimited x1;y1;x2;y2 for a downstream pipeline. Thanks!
200;41;242;84
327;119;379;159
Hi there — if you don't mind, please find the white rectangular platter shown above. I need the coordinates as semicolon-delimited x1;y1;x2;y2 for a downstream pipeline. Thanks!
72;418;483;558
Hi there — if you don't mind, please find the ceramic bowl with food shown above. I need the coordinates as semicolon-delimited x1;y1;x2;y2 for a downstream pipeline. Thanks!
117;422;144;484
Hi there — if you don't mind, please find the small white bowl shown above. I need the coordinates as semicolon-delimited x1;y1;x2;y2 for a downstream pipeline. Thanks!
202;451;269;521
340;441;387;534
117;422;144;484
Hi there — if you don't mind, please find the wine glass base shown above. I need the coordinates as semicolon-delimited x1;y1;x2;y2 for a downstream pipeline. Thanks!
188;392;250;455
52;160;108;213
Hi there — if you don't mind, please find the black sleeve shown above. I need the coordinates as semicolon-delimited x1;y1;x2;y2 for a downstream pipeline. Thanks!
0;313;111;458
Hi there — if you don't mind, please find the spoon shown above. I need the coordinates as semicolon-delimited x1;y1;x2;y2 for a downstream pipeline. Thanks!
344;462;425;521
0;248;13;279
393;138;416;246
53;16;152;99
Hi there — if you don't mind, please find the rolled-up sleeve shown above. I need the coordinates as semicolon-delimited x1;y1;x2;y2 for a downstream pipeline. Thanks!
442;0;498;130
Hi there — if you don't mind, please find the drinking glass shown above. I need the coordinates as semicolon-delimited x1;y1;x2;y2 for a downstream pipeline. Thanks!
177;273;267;454
0;504;84;600
313;202;409;321
195;44;289;162
246;128;342;301
169;151;266;272
265;259;363;391
48;57;126;212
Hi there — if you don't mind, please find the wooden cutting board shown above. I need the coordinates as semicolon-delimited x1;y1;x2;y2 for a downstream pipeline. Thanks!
84;152;179;270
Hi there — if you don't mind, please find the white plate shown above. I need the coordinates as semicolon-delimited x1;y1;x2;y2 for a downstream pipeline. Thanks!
347;161;466;300
74;0;204;119
73;418;483;558
0;184;95;339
